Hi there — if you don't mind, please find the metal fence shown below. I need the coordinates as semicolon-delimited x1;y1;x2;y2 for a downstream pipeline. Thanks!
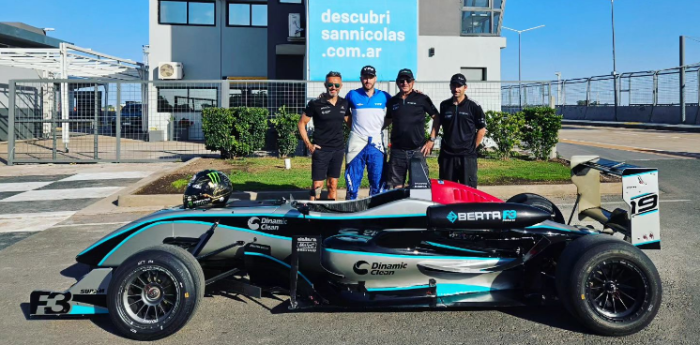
502;64;700;109
10;66;696;164
6;78;525;165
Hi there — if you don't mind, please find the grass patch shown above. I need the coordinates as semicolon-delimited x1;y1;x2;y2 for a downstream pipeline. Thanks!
167;156;571;192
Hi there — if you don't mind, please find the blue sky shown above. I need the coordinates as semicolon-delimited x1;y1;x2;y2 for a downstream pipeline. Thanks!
1;0;699;81
500;0;700;81
0;0;149;63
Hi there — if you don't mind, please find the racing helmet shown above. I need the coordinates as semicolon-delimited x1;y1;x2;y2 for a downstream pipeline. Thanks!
183;170;233;208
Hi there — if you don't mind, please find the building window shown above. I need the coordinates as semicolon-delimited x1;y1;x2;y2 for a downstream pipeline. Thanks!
279;0;302;3
464;0;489;7
461;0;503;35
157;87;218;113
229;88;268;108
460;67;487;81
228;2;268;27
159;1;216;26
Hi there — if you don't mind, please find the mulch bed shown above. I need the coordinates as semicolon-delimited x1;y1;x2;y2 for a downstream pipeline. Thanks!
135;157;620;195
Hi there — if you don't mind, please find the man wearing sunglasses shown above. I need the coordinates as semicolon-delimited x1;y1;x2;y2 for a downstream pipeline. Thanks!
384;68;439;189
298;71;351;200
344;65;392;200
432;73;486;188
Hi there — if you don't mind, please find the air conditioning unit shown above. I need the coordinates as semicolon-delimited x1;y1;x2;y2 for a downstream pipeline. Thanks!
158;62;183;80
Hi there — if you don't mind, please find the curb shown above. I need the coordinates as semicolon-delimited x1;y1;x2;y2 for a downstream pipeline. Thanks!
563;119;700;132
78;158;202;216
117;182;622;208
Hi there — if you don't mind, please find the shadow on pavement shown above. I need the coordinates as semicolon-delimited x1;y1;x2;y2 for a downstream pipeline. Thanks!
497;305;589;334
60;263;92;280
259;297;592;335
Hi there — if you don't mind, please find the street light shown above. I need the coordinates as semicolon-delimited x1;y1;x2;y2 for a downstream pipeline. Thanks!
502;25;545;109
555;72;562;107
609;0;618;120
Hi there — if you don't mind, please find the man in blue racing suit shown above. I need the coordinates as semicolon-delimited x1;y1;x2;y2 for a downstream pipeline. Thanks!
344;65;392;200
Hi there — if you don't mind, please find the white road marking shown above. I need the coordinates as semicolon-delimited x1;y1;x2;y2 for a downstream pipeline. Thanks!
0;182;53;192
0;187;122;202
60;171;153;182
0;212;76;233
558;199;691;207
52;221;131;228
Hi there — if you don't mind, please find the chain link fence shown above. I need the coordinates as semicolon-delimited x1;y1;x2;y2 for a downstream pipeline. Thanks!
5;79;518;164
6;65;698;164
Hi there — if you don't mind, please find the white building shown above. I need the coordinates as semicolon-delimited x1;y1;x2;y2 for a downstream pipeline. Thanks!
147;0;506;140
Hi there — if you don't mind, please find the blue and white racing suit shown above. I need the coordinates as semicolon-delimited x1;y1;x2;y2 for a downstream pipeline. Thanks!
344;88;392;200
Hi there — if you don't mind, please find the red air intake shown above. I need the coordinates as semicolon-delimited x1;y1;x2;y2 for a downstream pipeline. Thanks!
430;179;502;204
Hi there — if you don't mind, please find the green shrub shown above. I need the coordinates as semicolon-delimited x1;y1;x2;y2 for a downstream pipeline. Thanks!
202;108;235;156
202;107;268;158
270;106;301;158
520;107;562;160
485;111;525;160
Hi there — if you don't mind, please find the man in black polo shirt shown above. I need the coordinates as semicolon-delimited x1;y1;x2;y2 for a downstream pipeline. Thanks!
384;69;439;189
298;71;351;200
433;73;486;188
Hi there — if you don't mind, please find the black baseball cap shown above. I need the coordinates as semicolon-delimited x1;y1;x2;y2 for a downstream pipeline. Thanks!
396;68;415;81
361;65;376;77
450;73;467;86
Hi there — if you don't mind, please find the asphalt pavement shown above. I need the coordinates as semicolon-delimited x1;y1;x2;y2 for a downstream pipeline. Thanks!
1;126;699;344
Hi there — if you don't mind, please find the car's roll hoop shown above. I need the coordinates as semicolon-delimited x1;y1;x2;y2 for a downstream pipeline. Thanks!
571;155;661;249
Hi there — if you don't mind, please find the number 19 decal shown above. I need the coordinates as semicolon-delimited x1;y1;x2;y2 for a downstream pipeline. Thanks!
631;193;658;216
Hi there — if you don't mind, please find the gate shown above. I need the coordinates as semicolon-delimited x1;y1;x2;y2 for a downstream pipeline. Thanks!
7;79;220;165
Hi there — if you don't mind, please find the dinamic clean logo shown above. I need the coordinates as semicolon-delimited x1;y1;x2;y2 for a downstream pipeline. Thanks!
353;261;369;275
247;217;260;230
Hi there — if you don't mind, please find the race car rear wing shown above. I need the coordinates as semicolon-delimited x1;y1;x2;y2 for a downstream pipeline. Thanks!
570;156;660;249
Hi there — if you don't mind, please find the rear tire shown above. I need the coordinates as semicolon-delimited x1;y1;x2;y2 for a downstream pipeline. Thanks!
507;193;565;224
107;245;205;341
557;236;662;336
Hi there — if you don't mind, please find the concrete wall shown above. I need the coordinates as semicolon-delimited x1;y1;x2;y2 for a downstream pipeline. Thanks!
417;0;506;82
419;0;462;37
417;36;506;82
148;0;270;139
149;0;267;80
558;106;700;125
222;26;267;78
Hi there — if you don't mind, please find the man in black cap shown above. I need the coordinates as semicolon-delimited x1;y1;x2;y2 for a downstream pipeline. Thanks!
432;73;486;188
298;71;351;200
344;65;392;200
384;68;439;189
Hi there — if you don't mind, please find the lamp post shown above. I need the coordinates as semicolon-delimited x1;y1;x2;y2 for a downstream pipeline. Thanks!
555;72;562;106
610;0;619;120
502;25;545;110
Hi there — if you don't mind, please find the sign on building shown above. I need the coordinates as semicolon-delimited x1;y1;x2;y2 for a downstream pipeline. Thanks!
308;0;418;81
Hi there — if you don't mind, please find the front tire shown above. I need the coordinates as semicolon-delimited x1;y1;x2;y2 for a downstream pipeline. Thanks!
107;245;205;341
558;238;662;336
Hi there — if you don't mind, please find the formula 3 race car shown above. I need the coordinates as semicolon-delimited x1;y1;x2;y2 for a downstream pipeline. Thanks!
29;155;663;340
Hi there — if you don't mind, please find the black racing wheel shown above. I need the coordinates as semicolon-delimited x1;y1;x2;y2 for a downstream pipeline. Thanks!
556;236;662;336
107;245;205;341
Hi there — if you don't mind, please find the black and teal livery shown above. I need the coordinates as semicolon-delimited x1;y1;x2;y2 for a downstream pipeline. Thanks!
29;156;664;341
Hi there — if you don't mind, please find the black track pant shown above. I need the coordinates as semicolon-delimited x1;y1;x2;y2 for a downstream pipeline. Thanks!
438;154;478;188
